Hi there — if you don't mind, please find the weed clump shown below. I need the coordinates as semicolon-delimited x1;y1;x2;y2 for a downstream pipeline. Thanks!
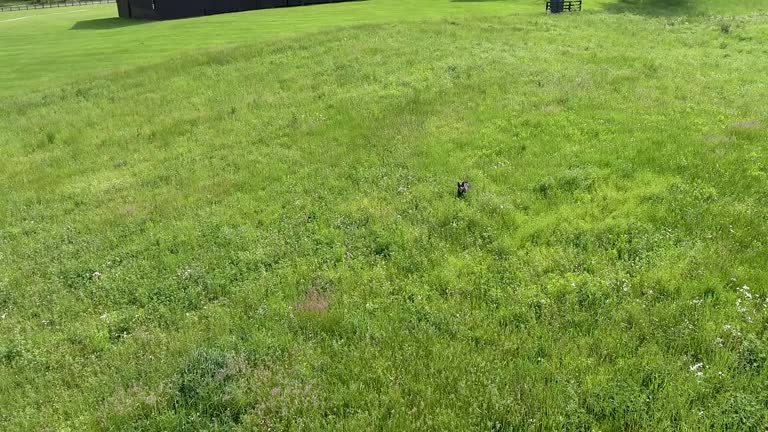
175;348;248;424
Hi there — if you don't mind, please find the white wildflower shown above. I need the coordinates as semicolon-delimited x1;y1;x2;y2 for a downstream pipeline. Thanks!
691;298;703;306
722;324;742;337
617;279;631;293
736;298;745;311
737;285;752;299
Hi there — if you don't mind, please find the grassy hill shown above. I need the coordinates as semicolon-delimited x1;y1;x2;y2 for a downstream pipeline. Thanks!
1;0;540;95
1;0;768;430
1;0;766;94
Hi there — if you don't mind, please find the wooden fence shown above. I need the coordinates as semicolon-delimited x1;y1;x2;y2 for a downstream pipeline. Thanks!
0;0;114;13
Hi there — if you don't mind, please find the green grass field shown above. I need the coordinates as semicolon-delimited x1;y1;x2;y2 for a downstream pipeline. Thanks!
0;0;764;94
2;0;768;430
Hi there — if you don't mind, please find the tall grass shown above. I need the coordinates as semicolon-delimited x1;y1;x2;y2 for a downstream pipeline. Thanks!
1;1;767;430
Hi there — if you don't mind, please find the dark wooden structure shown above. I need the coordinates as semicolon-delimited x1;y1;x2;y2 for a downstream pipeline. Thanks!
116;0;357;20
546;0;582;13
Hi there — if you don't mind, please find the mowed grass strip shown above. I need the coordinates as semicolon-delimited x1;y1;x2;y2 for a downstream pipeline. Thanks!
2;6;768;429
2;0;768;96
0;0;544;95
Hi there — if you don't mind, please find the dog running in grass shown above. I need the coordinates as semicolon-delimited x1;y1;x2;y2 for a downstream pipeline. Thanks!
457;181;470;198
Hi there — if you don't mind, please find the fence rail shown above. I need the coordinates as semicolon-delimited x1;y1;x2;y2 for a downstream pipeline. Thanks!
0;0;114;12
546;0;582;13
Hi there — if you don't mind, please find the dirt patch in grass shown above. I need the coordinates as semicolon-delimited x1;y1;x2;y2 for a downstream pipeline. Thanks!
730;120;761;130
704;134;733;145
296;288;330;314
542;105;563;114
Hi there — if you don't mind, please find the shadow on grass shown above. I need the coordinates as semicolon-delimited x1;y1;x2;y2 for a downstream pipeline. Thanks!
71;17;150;30
602;0;695;16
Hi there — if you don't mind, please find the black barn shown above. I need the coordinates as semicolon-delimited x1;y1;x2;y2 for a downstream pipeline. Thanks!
116;0;357;20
